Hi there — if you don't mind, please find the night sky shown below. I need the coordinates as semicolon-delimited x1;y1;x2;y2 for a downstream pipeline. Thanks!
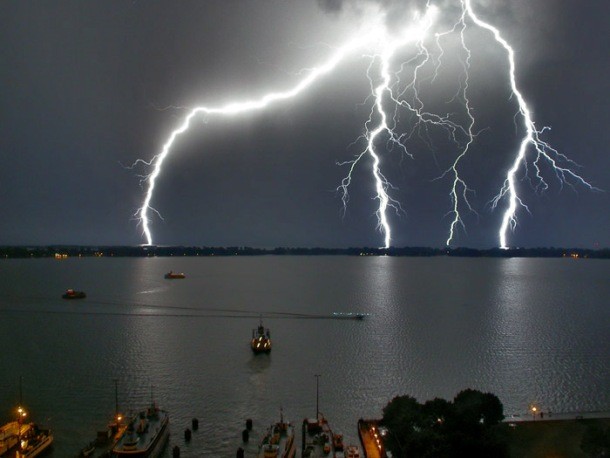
1;0;608;248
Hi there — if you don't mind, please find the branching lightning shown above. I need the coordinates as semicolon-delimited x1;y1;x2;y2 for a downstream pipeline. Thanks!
133;1;596;249
461;0;598;248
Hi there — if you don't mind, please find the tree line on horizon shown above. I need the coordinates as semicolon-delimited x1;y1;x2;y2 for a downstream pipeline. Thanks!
1;245;608;259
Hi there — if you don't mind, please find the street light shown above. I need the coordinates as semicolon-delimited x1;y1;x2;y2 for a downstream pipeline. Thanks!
531;405;537;420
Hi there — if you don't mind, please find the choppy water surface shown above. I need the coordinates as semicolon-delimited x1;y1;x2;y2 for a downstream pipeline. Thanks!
0;256;609;456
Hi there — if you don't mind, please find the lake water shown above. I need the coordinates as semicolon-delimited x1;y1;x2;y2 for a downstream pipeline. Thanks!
0;256;609;456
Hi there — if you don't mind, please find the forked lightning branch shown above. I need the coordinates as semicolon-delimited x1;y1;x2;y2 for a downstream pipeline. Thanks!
133;0;595;249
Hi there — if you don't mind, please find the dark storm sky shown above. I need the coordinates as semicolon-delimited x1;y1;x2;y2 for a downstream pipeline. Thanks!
0;0;608;248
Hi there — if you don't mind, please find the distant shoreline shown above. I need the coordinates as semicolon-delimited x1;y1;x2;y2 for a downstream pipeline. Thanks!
1;245;609;259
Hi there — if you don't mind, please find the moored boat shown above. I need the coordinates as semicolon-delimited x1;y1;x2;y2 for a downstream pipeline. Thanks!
344;444;361;458
0;420;31;455
111;402;169;457
78;441;96;457
15;424;53;458
62;289;86;299
251;318;271;354
257;410;296;458
164;271;185;279
302;415;340;457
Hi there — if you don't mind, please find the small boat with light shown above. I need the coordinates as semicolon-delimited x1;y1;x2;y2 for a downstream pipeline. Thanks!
302;377;360;458
14;424;53;458
111;402;169;457
302;414;349;457
251;318;271;354
257;409;296;458
331;312;368;320
0;419;31;455
62;289;86;299
164;271;185;279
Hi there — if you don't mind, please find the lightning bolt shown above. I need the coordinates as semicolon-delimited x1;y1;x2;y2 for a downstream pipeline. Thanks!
463;0;598;249
133;1;596;249
134;6;438;247
134;29;373;246
337;7;438;248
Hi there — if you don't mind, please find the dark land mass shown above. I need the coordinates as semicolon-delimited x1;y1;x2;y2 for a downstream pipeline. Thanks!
1;245;609;259
508;417;610;458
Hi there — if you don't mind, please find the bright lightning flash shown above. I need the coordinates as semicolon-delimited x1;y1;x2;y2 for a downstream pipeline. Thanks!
133;1;595;249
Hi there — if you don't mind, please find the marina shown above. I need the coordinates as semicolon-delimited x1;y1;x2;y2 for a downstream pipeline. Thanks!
0;256;609;456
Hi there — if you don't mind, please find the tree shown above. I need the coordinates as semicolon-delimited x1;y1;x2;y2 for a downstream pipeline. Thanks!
381;389;508;457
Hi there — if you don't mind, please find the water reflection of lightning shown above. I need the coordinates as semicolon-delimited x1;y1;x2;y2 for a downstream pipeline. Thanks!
134;1;594;249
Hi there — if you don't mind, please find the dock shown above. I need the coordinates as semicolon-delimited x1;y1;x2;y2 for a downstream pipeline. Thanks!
357;419;386;458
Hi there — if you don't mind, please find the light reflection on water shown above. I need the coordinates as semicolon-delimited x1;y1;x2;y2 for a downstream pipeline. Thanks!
0;256;609;456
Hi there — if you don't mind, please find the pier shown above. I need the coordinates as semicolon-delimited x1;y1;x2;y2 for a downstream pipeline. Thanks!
357;419;386;458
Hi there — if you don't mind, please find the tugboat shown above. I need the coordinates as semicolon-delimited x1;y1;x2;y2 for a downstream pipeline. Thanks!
0;418;30;455
14;423;53;458
111;401;169;457
257;409;296;458
251;318;271;354
302;415;347;457
302;376;361;458
81;380;127;456
2;382;54;458
62;288;86;299
164;271;185;279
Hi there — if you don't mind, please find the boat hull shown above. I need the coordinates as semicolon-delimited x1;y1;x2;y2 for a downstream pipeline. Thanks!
16;431;53;458
112;410;169;457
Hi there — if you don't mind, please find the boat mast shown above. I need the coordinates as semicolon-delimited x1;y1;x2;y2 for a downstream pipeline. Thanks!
113;378;119;416
314;374;321;420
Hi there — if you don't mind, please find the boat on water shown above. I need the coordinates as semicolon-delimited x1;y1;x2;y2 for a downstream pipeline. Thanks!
251;318;271;354
62;289;86;299
302;414;352;457
111;402;169;457
14;424;53;458
0;420;31;455
78;441;96;457
257;410;296;458
164;271;185;279
343;444;361;458
331;312;368;320
81;380;127;457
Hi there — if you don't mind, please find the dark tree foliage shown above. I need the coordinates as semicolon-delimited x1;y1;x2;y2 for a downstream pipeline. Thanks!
381;389;509;458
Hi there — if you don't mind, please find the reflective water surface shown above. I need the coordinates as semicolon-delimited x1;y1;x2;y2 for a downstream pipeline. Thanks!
0;256;609;456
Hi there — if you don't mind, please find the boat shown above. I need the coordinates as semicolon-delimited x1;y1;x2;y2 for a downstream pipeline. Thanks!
344;444;361;458
111;402;169;457
251;318;271;354
62;289;86;299
331;312;368;320
302;415;347;457
0;420;31;455
14;424;53;458
82;381;127;457
78;441;96;457
164;271;185;279
302;376;361;458
257;409;296;458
